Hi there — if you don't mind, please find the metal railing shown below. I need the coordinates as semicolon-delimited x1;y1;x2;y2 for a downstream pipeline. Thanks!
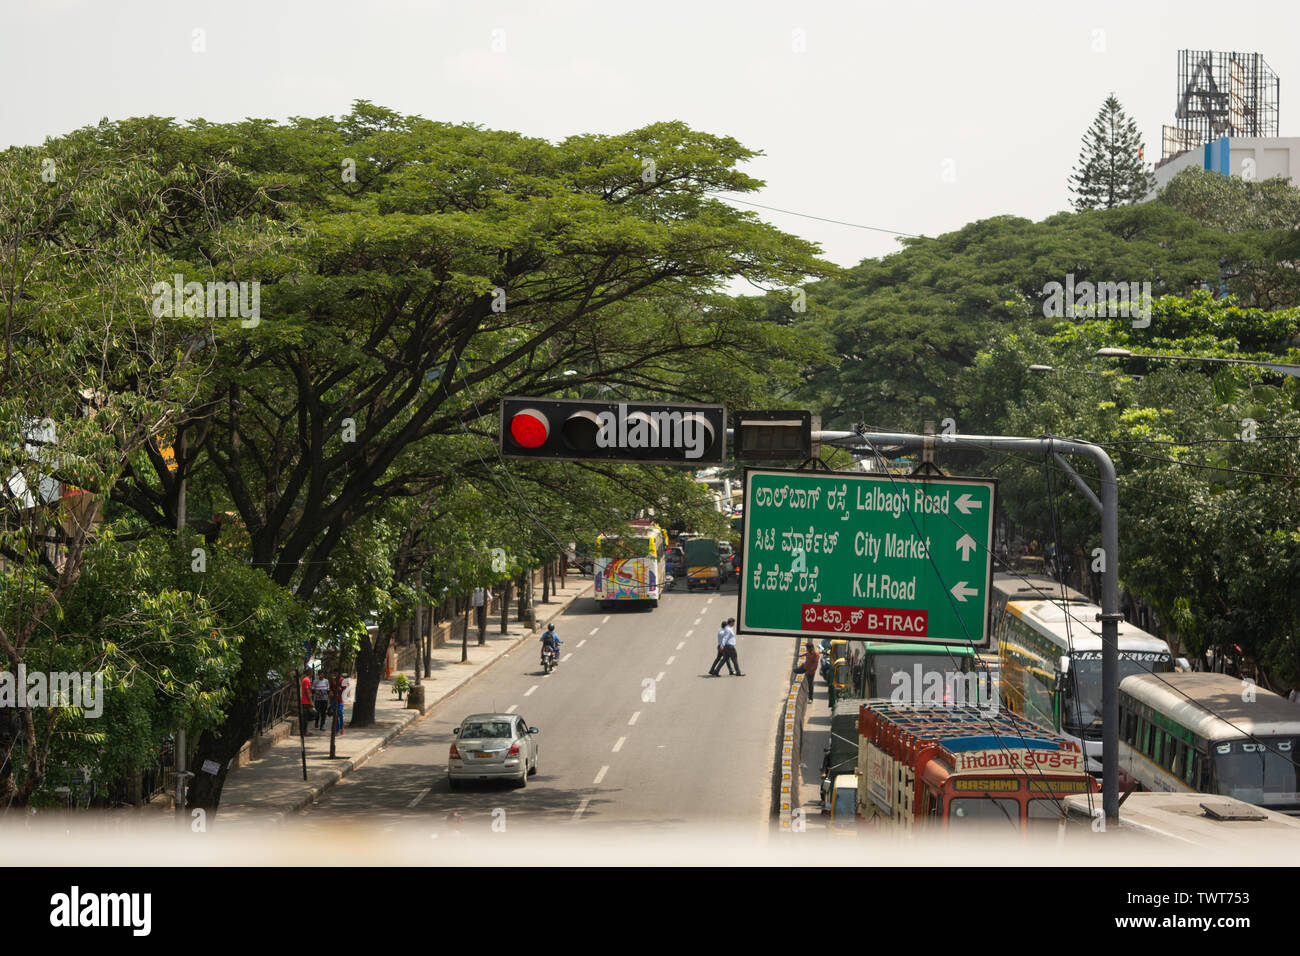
255;682;296;738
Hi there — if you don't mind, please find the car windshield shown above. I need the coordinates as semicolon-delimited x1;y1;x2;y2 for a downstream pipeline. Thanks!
461;722;512;739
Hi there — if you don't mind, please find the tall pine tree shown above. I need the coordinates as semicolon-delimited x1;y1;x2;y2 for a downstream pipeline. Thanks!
1069;94;1156;210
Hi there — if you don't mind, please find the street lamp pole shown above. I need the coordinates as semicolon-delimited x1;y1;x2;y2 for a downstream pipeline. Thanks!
817;428;1124;824
1096;348;1300;378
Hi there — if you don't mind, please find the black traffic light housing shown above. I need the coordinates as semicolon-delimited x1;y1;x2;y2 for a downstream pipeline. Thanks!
500;397;725;465
732;409;812;459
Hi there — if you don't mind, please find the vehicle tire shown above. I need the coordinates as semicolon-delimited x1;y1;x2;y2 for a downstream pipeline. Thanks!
448;777;461;791
528;755;537;776
648;599;658;609
515;767;528;789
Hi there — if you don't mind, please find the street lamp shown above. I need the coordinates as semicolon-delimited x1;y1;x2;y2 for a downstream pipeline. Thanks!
1095;348;1300;378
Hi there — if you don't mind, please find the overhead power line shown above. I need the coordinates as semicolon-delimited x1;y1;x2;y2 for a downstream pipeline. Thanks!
705;192;923;238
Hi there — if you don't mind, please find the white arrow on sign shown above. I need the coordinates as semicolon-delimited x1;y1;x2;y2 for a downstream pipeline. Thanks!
950;581;979;602
954;493;984;515
955;534;977;561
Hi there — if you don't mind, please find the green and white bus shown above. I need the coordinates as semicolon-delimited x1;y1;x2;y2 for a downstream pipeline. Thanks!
1117;672;1300;814
995;597;1172;774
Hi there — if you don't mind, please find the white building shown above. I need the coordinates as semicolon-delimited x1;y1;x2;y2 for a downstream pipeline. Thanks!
1151;135;1300;194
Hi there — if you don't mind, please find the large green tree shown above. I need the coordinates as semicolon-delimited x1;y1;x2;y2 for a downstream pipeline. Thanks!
1069;94;1156;210
24;103;831;810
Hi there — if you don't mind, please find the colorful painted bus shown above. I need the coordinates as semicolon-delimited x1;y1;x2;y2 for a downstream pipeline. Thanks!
593;520;667;610
856;702;1098;832
995;596;1172;773
1116;672;1300;814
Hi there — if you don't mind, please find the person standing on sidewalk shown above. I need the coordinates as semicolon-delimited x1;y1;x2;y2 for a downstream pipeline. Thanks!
800;641;819;695
299;670;315;736
330;669;348;736
312;671;330;730
708;619;734;676
723;618;743;676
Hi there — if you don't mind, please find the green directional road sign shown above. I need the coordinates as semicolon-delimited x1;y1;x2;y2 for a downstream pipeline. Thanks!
739;468;996;644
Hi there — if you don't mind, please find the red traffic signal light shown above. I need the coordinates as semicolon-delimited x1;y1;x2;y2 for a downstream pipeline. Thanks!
508;408;550;449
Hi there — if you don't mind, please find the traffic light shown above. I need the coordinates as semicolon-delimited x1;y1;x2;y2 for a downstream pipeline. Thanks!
732;410;812;459
500;397;725;465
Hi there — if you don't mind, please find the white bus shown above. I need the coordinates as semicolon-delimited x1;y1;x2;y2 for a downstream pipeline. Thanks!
995;597;1172;774
593;520;667;611
1064;792;1300;857
1116;672;1300;814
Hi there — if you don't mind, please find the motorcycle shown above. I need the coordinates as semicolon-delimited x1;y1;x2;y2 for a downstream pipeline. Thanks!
541;644;558;674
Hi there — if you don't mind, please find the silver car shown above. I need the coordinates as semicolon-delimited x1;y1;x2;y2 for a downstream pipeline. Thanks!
447;713;539;789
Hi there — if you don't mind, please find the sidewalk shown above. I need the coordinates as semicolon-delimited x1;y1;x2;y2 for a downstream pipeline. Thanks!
216;576;594;825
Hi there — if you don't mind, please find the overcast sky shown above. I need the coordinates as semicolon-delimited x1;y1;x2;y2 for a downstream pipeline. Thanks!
7;0;1299;272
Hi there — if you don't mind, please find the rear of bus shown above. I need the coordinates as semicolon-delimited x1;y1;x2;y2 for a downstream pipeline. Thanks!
859;642;985;703
593;529;665;609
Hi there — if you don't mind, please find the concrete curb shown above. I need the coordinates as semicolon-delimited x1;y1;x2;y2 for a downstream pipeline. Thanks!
243;580;594;825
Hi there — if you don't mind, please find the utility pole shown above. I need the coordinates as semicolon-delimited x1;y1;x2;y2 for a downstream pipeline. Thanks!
413;568;423;688
825;428;1123;824
174;430;189;824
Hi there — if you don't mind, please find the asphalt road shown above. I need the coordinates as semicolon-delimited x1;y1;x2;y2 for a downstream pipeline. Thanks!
291;576;795;836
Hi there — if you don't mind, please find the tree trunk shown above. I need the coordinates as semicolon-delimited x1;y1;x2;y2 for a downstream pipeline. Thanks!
542;562;550;603
460;597;469;663
185;681;260;813
351;628;390;727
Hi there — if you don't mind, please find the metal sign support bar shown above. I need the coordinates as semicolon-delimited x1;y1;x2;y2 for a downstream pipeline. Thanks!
825;429;1121;824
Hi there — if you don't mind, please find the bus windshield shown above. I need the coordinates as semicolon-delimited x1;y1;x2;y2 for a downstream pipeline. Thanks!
1211;738;1300;809
863;652;976;699
1062;651;1171;737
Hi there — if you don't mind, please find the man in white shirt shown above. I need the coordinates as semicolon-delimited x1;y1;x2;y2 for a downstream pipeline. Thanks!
708;620;735;676
722;618;743;676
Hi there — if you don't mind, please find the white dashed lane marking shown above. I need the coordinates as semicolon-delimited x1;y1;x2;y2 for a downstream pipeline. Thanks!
612;737;626;753
602;615;611;624
666;656;676;665
576;639;587;648
676;641;685;650
524;685;538;697
573;797;590;820
685;629;695;638
693;618;702;626
628;712;640;725
590;627;600;635
593;765;609;785
408;787;430;808
655;671;665;682
505;704;518;713
562;653;573;662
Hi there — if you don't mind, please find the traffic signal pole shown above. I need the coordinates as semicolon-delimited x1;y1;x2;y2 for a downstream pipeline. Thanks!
808;429;1122;824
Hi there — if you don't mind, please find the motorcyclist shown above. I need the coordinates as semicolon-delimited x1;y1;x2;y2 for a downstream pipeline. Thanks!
540;623;562;667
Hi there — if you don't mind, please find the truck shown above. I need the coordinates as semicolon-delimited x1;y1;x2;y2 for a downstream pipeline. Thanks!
683;536;722;591
855;701;1098;833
